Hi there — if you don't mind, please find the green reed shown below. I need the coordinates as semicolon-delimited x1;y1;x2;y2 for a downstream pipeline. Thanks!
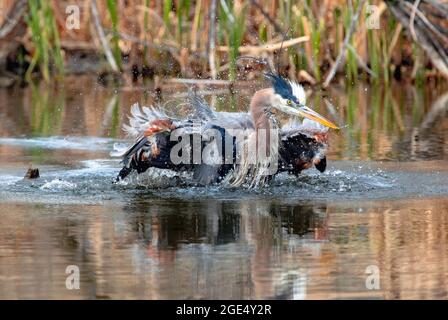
311;21;323;82
368;85;382;157
346;84;357;127
294;9;308;72
19;0;436;85
367;28;380;84
411;85;425;126
301;2;323;81
343;3;358;84
176;0;191;46
30;81;65;136
218;0;247;81
106;0;122;70
164;0;173;28
25;0;64;82
143;0;151;66
413;44;426;87
258;24;268;43
191;0;202;49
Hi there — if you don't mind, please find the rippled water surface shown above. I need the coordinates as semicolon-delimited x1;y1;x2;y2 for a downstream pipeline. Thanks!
0;77;447;299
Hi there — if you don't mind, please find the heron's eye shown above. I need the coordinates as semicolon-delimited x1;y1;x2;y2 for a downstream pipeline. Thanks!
286;99;292;105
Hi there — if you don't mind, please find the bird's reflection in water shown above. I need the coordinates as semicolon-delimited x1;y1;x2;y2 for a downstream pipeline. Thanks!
122;195;328;299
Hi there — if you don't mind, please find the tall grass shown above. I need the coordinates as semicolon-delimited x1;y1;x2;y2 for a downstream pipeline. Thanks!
17;0;442;84
163;0;173;27
218;0;247;81
143;0;150;67
176;0;191;46
25;0;64;82
344;2;358;84
106;0;122;71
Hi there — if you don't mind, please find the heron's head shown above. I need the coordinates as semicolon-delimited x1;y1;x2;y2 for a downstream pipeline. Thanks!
266;73;339;129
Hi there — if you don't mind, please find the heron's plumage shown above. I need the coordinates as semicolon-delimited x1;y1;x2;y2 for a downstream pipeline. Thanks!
265;72;306;105
112;87;331;187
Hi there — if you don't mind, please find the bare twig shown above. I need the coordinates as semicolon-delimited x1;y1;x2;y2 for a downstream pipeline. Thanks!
403;0;447;41
323;0;366;88
166;78;231;85
136;5;177;42
347;43;377;78
385;0;448;78
249;0;284;35
298;70;317;85
409;0;421;41
0;0;27;38
90;0;119;72
387;24;403;62
168;89;230;99
217;36;309;53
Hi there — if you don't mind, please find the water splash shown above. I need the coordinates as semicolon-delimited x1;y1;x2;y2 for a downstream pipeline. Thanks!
40;179;77;190
0;136;119;151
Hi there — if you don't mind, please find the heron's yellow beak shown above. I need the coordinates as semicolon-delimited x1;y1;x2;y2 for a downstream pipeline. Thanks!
275;101;339;129
297;106;339;129
286;105;338;129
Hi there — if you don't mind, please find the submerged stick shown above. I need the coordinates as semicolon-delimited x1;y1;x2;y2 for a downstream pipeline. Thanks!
24;167;40;179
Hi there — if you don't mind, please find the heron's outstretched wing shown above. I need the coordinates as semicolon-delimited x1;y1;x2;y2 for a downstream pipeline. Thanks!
186;90;216;121
187;90;255;131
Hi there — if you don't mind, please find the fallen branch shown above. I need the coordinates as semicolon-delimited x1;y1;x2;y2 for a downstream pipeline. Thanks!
385;0;448;79
168;88;230;99
166;78;231;85
217;36;309;54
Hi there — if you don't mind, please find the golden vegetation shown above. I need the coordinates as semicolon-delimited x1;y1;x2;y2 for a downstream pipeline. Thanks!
0;0;447;85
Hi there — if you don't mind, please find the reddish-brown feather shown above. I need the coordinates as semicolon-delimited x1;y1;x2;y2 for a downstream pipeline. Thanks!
143;119;175;137
142;119;175;159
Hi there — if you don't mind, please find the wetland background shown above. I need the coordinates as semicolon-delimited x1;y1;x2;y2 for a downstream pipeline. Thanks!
0;0;448;300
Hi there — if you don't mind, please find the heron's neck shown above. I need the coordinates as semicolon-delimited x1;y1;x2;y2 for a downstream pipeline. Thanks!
250;88;278;131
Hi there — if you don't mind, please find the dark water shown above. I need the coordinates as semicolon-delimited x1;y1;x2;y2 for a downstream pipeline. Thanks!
0;77;447;299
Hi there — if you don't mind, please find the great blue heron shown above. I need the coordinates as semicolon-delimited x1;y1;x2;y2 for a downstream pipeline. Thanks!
112;72;339;187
